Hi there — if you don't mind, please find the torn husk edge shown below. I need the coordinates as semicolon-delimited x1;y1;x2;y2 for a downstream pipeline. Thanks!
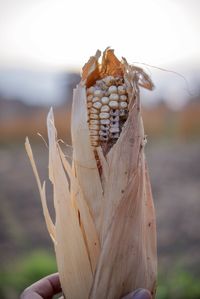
25;48;157;299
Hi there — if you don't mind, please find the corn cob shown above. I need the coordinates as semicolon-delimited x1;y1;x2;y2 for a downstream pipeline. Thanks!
25;48;157;299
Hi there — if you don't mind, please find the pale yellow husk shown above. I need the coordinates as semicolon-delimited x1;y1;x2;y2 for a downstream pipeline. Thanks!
25;48;157;299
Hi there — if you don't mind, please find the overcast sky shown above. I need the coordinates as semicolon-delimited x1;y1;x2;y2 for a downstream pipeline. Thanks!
0;0;199;70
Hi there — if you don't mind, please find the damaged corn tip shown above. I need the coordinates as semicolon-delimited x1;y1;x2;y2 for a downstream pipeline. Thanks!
87;76;129;147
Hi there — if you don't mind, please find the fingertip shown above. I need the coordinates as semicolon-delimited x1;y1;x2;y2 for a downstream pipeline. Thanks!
123;288;152;299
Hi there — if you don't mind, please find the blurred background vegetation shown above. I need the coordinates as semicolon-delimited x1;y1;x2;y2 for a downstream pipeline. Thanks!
0;0;200;298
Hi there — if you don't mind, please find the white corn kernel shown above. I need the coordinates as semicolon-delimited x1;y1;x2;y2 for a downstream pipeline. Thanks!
101;97;110;105
94;89;104;97
100;119;110;125
93;102;102;110
90;130;99;136
92;96;101;103
99;112;110;119
90;107;99;114
89;124;100;130
87;86;95;95
90;114;99;120
118;85;126;95
101;105;110;112
109;101;119;109
108;85;118;95
109;93;119;101
89;119;99;125
120;95;128;101
119;102;128;109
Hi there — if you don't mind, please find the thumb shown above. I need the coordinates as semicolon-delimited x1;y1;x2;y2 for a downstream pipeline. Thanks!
122;288;152;299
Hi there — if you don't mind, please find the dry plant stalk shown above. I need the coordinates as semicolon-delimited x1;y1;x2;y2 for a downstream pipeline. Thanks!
25;48;157;299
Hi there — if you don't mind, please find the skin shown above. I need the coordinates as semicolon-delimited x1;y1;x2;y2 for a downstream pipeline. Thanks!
20;273;152;299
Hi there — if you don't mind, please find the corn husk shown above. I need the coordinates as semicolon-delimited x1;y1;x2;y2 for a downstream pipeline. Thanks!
25;48;157;299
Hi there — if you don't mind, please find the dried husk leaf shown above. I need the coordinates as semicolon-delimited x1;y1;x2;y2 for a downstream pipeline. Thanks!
89;95;157;298
71;85;103;234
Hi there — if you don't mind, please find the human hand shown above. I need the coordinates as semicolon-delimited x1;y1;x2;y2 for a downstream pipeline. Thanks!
20;273;152;299
20;273;62;299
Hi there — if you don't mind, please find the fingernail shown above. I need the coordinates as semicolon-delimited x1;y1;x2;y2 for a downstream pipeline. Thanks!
130;288;152;299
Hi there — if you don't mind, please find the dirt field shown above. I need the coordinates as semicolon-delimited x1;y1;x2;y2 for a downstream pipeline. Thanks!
0;140;200;274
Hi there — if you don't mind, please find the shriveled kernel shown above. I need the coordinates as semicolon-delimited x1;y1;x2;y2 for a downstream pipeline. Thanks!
90;107;99;114
120;110;128;118
109;101;119;109
93;102;102;110
110;121;119;127
110;132;119;139
110;127;120;133
99;131;109;136
119;102;128;109
120;95;128;101
87;86;95;95
100;119;110;125
96;80;107;90
92;96;101;103
118;85;126;95
110;109;120;116
100;125;110;131
89;119;99;125
91;141;99;147
99;112;110;119
115;77;124;85
90;130;99;136
87;102;93;109
109;93;119;101
87;95;93;102
101;97;109;105
101;105;110;112
110;115;120;122
94;89;104;97
89;124;100;130
100;135;109;141
108;85;118;95
90;113;99;120
90;135;99;141
103;76;114;86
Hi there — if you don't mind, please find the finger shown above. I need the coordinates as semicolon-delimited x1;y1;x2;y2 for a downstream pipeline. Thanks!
20;273;62;299
122;288;152;299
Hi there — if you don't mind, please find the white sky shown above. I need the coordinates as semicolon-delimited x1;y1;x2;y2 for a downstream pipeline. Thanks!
0;0;199;70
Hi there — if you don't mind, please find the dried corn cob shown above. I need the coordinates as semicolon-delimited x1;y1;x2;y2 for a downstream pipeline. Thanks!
25;48;157;299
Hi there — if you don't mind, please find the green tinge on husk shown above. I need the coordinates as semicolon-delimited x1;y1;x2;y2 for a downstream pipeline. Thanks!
25;48;157;299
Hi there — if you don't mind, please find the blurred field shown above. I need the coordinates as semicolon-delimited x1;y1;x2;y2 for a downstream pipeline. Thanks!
0;99;200;298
